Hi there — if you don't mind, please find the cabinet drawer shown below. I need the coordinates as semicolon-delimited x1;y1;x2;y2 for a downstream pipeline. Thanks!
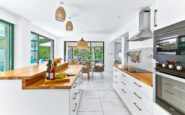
130;96;152;115
130;87;153;114
128;75;153;100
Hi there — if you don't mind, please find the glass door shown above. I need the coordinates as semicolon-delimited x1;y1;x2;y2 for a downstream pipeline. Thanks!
0;20;14;71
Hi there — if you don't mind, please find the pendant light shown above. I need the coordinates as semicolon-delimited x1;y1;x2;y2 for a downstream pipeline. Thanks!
77;32;88;50
66;17;73;31
55;1;66;22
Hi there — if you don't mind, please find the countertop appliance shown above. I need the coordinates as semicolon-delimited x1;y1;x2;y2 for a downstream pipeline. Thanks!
154;20;185;79
154;20;185;115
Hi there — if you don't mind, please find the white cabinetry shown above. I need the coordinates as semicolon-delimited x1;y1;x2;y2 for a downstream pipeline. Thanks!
70;75;83;115
113;67;153;115
154;0;185;30
0;73;83;115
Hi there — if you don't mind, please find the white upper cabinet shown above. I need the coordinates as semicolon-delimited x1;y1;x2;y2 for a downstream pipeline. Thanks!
154;0;185;30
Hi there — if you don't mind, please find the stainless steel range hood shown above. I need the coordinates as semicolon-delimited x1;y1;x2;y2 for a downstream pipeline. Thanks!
129;9;153;41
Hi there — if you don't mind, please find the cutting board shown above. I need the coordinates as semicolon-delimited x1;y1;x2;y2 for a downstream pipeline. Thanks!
45;78;70;84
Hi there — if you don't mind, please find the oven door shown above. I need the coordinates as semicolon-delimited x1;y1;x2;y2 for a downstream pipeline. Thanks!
155;72;185;115
156;35;178;55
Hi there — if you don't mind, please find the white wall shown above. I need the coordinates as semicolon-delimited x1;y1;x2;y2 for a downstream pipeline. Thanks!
0;7;61;69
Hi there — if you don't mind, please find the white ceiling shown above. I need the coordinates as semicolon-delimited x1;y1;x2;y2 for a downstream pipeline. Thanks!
0;0;153;40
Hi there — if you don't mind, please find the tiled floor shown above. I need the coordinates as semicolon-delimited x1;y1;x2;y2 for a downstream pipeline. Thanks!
77;72;131;115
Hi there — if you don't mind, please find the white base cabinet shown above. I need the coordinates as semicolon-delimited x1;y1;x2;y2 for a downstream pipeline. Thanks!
0;74;83;115
113;67;153;115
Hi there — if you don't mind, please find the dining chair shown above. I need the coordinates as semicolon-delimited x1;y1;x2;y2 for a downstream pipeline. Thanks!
93;65;104;77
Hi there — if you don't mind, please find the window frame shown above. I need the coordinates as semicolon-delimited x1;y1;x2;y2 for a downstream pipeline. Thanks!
31;32;54;64
64;41;104;64
0;19;14;71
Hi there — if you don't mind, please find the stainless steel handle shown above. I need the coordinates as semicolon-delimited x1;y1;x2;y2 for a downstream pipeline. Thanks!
134;102;142;111
154;9;158;27
134;92;142;99
121;81;126;86
73;85;77;88
121;89;127;94
134;82;142;88
122;74;126;78
73;93;78;100
72;103;78;112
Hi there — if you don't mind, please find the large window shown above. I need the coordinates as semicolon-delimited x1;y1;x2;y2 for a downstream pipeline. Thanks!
0;20;14;71
64;41;104;64
31;32;54;64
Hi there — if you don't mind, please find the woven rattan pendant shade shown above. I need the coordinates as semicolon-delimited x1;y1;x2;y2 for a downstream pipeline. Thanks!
77;38;88;50
55;3;66;22
66;21;73;31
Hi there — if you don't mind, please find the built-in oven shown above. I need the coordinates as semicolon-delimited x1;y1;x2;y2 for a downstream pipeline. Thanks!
154;20;185;78
154;21;185;115
155;72;185;115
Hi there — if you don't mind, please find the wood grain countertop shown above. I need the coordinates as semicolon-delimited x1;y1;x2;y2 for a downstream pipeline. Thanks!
114;65;153;87
23;65;83;89
0;63;67;80
0;62;83;89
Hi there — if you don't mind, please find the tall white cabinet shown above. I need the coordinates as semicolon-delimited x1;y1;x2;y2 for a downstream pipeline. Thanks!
154;0;185;30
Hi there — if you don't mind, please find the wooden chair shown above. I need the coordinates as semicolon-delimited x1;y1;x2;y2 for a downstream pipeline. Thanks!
93;65;104;77
82;61;91;80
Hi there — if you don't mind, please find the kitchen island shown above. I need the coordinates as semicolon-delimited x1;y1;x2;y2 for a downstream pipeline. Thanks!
0;62;83;115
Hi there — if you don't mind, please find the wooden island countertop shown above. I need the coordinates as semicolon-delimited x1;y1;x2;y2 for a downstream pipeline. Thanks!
0;62;83;89
114;65;153;87
23;65;83;89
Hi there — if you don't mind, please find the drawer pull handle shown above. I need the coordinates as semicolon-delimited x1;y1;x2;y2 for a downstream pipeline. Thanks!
72;103;78;112
121;89;127;94
134;102;142;111
73;93;78;100
134;82;142;88
134;92;142;99
73;85;77;88
122;74;126;77
121;81;126;86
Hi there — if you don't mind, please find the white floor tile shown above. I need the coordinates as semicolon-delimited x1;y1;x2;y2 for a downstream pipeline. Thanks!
79;99;102;112
99;91;119;99
82;91;99;99
104;111;130;115
100;99;127;112
77;72;130;115
77;112;103;115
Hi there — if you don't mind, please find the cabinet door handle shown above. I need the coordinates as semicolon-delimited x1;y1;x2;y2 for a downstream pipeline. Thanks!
134;82;142;88
134;102;142;111
72;103;78;112
154;9;158;27
73;93;78;100
121;81;126;86
121;89;127;94
134;92;142;99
